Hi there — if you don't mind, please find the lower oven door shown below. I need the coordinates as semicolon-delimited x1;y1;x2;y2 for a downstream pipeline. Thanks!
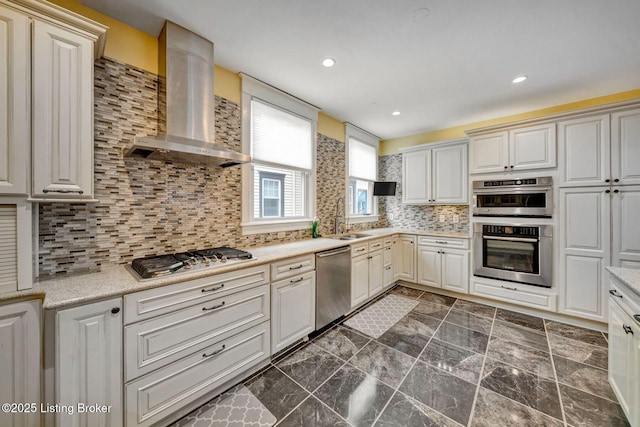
473;227;552;287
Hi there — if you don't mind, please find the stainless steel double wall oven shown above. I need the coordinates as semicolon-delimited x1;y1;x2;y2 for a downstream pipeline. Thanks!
472;177;553;288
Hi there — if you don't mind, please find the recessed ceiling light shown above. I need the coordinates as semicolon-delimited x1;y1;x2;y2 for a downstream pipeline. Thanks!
322;58;336;67
512;76;527;83
392;111;401;116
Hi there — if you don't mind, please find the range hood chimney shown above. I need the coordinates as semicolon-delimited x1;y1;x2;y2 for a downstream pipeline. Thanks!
126;21;250;167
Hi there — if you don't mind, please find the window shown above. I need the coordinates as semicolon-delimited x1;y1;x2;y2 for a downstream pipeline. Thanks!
346;124;379;221
241;74;318;234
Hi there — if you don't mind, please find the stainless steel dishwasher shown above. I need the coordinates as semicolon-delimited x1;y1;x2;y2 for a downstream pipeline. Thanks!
315;246;351;330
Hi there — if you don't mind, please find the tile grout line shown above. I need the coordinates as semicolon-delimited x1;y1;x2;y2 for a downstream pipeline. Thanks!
465;306;497;427
544;319;569;427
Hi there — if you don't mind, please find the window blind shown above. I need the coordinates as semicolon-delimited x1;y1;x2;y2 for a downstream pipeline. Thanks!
349;138;377;181
0;205;17;291
251;99;313;170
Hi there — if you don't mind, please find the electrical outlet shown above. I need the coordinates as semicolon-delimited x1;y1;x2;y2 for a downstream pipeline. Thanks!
277;231;286;239
453;214;460;224
389;213;394;220
438;214;446;222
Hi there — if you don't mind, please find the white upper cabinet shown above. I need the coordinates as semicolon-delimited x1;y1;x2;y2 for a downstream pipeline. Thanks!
612;185;640;269
32;18;95;200
402;139;468;205
558;115;610;187
469;124;556;174
0;1;106;201
0;5;29;195
612;108;640;186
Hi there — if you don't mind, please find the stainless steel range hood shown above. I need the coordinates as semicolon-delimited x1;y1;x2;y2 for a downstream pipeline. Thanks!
126;21;250;168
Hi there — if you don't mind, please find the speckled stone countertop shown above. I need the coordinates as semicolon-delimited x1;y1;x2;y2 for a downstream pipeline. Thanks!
0;228;469;309
607;267;640;298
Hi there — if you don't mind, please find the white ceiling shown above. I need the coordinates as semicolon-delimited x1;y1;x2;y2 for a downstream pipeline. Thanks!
80;0;640;140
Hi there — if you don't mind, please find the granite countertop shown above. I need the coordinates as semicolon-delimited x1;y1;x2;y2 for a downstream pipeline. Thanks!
607;266;640;298
0;228;469;310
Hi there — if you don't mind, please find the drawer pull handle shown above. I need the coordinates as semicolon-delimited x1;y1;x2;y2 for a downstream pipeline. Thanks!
386;247;391;250
356;248;366;252
202;284;224;293
202;301;226;311
435;241;448;244
289;264;304;270
203;344;226;358
500;285;518;291
609;289;623;298
623;325;634;335
42;188;84;194
290;277;305;283
385;266;391;270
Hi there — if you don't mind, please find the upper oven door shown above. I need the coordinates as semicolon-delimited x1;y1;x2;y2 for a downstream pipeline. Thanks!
472;187;553;217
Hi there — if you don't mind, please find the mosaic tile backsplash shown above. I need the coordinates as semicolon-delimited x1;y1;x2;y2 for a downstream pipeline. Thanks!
378;154;469;234
38;57;383;277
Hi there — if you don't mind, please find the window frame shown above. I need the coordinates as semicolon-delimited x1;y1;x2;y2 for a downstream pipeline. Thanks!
259;171;285;218
240;74;319;234
345;123;380;224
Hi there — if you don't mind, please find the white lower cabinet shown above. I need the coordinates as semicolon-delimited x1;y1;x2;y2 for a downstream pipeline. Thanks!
271;271;315;353
125;322;270;427
351;242;383;309
55;298;123;427
395;235;416;282
0;299;40;427
608;276;640;427
382;238;395;289
417;237;469;293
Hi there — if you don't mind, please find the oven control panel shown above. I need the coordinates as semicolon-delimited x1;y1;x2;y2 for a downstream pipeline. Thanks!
482;225;539;237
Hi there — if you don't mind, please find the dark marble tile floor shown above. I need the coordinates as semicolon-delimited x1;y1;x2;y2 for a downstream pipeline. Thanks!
173;285;628;427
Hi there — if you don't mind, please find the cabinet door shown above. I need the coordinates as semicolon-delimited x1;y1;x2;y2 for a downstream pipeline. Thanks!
417;246;441;287
32;19;94;200
608;299;633;418
432;144;468;204
558;187;610;322
402;151;431;204
271;272;315;353
509;123;556;171
351;255;370;308
441;249;469;293
368;250;383;297
57;298;122;427
396;235;416;282
0;300;40;427
0;6;29;195
612;185;640;269
469;132;508;174
612;108;640;185
558;115;610;187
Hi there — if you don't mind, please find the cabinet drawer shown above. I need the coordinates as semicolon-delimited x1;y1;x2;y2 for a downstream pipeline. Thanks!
124;284;269;381
271;254;315;281
351;242;368;257
125;321;270;427
383;245;393;266
383;237;394;247
124;265;269;324
368;239;383;252
417;236;469;249
471;281;556;311
609;276;640;318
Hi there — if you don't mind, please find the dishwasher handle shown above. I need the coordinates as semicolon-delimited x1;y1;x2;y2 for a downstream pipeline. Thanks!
317;246;351;258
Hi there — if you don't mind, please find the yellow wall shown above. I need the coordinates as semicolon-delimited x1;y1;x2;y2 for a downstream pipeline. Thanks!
318;113;346;143
381;88;640;155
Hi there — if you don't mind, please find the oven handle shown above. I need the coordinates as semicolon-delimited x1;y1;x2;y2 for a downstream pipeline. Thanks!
482;235;538;243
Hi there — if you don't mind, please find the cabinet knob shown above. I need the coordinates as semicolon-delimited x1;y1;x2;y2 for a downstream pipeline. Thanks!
510;165;514;169
111;307;120;314
605;189;611;194
504;166;508;170
605;179;611;183
614;178;620;183
614;189;619;193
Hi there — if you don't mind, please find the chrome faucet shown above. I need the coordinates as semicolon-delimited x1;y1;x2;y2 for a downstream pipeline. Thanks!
335;196;346;234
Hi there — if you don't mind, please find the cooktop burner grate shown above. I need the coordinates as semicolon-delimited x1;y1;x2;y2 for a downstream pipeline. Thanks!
130;247;253;279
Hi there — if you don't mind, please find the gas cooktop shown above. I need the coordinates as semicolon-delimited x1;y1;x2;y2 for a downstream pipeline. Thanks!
130;247;254;280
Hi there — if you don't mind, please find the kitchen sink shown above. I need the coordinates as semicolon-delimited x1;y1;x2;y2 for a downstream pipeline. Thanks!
329;233;372;241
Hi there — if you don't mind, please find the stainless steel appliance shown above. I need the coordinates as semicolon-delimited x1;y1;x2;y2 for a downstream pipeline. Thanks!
472;176;553;217
473;223;553;288
130;247;253;279
315;246;351;330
